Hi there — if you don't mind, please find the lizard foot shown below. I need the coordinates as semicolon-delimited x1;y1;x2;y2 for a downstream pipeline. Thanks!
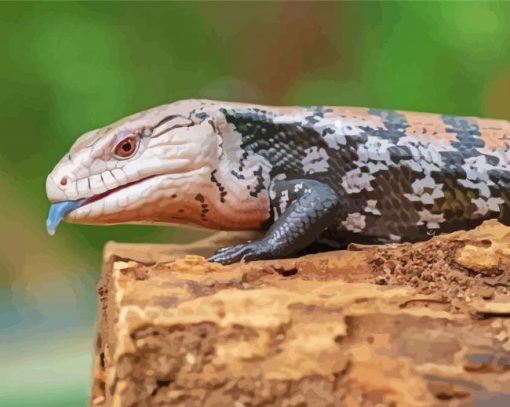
208;240;274;265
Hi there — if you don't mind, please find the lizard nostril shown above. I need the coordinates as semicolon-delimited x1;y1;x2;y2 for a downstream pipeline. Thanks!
60;176;68;186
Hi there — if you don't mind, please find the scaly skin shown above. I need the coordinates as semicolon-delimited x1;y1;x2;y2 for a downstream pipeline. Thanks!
46;99;510;264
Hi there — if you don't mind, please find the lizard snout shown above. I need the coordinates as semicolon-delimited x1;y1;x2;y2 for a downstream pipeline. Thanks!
46;172;69;202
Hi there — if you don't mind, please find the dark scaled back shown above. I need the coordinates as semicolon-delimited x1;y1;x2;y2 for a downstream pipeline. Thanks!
220;106;510;246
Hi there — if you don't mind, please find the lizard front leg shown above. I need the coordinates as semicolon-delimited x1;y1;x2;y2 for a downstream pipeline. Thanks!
208;179;341;265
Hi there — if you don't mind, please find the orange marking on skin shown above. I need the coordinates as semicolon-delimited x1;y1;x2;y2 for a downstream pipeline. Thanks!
400;112;456;143
477;118;510;149
324;107;387;129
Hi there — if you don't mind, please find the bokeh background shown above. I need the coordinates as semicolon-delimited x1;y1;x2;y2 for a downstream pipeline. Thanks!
1;2;510;406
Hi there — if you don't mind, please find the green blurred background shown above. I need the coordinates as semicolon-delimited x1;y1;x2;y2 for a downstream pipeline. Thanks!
1;2;509;406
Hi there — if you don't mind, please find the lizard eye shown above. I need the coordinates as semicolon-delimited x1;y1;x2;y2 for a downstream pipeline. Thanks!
113;135;139;159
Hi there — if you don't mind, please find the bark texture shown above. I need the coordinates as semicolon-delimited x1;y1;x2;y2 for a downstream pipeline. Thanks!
91;221;510;407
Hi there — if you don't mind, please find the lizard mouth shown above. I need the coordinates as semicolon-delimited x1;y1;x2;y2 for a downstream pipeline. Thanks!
46;174;157;235
81;175;157;207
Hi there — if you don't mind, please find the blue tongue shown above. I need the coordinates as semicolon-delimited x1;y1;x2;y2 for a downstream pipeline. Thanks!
46;199;84;236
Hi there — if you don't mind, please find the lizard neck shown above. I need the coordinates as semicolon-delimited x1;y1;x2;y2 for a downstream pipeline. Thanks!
207;110;274;230
150;168;270;231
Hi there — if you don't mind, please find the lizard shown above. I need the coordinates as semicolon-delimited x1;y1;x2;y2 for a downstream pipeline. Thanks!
46;99;510;265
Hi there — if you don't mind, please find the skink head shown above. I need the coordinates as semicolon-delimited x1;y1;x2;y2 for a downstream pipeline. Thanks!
46;99;223;234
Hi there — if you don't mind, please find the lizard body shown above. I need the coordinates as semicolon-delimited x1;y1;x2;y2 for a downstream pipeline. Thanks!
46;99;510;264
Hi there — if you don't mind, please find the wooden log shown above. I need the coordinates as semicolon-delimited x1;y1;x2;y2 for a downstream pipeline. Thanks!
91;221;510;407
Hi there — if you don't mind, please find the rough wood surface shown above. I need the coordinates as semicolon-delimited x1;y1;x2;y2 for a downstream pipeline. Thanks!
91;221;510;407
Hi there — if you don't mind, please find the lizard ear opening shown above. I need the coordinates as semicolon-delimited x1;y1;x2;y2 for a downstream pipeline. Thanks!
113;134;139;159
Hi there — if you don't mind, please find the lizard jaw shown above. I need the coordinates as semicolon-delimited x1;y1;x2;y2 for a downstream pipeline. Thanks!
46;174;158;235
47;165;216;233
80;175;157;207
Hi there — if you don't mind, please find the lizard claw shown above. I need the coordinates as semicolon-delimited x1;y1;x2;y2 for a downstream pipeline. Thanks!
208;240;272;265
